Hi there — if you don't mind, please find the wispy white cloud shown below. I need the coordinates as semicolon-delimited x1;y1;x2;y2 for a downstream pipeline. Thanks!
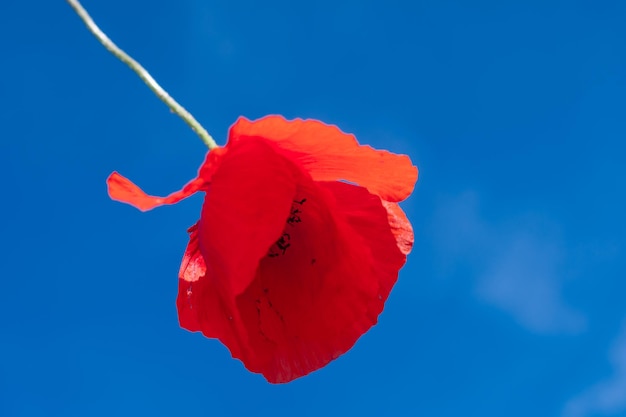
477;233;585;333
563;323;626;417
434;191;585;334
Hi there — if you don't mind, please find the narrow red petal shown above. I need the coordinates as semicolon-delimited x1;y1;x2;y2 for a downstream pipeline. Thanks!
228;115;418;202
107;172;205;212
106;148;224;212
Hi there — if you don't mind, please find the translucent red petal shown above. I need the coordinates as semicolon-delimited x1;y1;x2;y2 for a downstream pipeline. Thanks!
106;149;224;212
228;115;418;202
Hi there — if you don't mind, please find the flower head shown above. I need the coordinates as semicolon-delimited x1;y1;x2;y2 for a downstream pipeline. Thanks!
108;115;418;383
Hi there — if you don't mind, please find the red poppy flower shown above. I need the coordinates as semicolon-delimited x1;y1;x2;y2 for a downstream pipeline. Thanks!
107;115;417;383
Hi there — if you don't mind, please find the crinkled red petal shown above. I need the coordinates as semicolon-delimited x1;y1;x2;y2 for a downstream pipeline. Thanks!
106;172;204;212
228;115;418;203
106;148;224;212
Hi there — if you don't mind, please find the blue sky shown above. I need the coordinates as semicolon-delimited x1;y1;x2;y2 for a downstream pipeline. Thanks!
1;0;625;416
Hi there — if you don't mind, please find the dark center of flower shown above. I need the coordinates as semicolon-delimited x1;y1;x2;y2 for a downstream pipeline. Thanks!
267;197;307;258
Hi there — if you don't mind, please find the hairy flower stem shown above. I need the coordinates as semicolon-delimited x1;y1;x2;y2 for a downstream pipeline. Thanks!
66;0;218;150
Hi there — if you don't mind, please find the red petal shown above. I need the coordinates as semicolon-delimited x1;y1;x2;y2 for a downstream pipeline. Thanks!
382;201;414;256
177;224;243;359
106;148;224;212
237;180;408;382
228;115;418;202
107;172;205;212
178;223;206;283
197;138;301;297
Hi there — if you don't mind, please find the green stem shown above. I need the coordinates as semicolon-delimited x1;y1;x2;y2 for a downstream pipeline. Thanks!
66;0;218;150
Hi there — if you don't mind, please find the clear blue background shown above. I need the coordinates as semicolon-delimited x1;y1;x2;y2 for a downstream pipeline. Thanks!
1;1;625;416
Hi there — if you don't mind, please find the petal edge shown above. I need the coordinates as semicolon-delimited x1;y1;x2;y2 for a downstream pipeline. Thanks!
229;115;418;202
106;172;204;212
